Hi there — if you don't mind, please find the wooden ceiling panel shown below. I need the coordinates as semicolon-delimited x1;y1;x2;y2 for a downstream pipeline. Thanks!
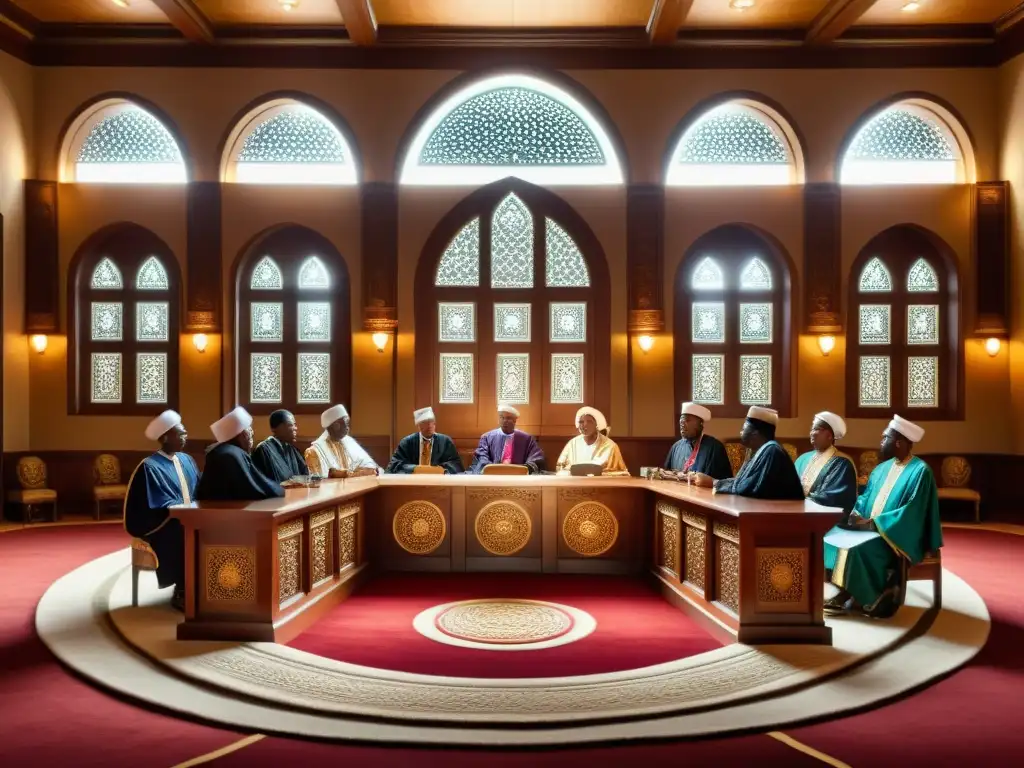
684;0;830;28
194;0;343;26
372;0;653;28
13;0;169;23
856;0;1022;26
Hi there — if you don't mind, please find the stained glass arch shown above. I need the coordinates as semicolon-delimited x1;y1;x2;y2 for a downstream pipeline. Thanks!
401;73;624;185
667;101;802;186
136;256;169;290
691;257;725;291
859;257;893;293
907;257;939;293
251;256;284;290
298;256;331;289
63;99;187;184
91;257;123;289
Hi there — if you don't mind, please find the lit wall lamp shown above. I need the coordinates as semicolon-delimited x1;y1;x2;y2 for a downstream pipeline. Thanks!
30;334;48;355
985;337;1002;357
192;333;208;354
372;332;390;353
637;334;655;354
817;335;836;357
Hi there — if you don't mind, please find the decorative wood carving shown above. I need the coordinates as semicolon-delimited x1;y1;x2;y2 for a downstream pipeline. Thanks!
626;184;665;333
974;181;1009;336
803;183;842;333
24;180;59;333
361;182;398;332
186;182;222;331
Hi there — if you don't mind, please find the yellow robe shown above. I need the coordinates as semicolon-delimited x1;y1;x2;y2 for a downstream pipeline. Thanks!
555;434;630;476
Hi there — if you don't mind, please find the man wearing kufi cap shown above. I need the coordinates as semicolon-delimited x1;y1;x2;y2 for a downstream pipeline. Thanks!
709;407;803;500
123;410;200;611
794;412;858;512
661;402;732;482
195;407;285;501
823;415;942;619
303;404;378;478
555;406;629;476
252;410;309;483
385;406;464;474
468;404;546;474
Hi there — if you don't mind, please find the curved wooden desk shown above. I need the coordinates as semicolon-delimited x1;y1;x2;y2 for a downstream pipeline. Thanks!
171;475;841;645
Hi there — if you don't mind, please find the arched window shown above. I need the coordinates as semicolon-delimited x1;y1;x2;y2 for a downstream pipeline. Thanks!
61;99;186;183
840;100;971;185
666;101;802;186
673;226;793;418
847;226;961;419
221;98;358;184
234;227;351;414
415;181;611;437
69;226;180;414
400;73;623;186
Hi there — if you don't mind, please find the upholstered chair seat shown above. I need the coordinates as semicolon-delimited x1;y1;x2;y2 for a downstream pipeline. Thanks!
7;456;58;523
93;454;128;519
937;456;980;523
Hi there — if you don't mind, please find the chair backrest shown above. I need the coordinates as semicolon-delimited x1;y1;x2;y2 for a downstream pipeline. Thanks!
782;443;799;462
412;465;445;475
94;453;121;485
482;463;529;476
857;450;879;485
940;455;972;488
725;443;748;476
16;456;47;489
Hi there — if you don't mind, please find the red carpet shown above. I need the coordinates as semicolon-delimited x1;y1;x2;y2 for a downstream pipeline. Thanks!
287;572;723;678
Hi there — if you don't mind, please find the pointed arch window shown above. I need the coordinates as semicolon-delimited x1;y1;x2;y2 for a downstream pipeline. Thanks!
70;229;180;414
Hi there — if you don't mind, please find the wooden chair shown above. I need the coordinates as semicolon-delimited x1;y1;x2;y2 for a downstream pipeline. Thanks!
93;453;129;520
782;442;799;462
130;538;159;607
7;456;58;523
412;465;444;475
907;550;943;610
857;450;880;489
937;456;981;523
482;463;529;476
725;443;748;476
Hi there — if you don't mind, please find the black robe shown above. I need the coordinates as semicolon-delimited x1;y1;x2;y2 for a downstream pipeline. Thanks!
195;442;285;501
386;432;464;474
663;434;733;480
252;437;308;483
714;440;804;500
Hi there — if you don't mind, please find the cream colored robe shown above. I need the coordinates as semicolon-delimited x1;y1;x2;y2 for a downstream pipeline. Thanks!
555;434;630;476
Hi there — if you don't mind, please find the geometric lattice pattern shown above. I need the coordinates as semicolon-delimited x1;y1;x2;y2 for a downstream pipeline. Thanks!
692;302;725;343
497;353;530;404
675;108;789;165
691;257;724;291
77;108;183;165
847;108;956;162
136;256;169;290
908;356;939;407
250;256;284;290
739;303;772;343
435;219;480;287
298;302;331;343
91;302;123;341
859;257;892;292
545;218;589;287
136;302;169;342
907;257;939;292
438;302;476;343
494;303;531;342
491;193;534;289
907;305;939;345
251;303;284;342
859;304;892;345
739;355;772;405
90;257;123;289
440;353;474;404
859;356;890;408
136;352;167;403
251;353;283;403
91;353;122;403
551;353;584;404
739;257;773;291
238;109;347;164
549;302;586;343
298;353;331;403
692;354;725;404
298;256;330;289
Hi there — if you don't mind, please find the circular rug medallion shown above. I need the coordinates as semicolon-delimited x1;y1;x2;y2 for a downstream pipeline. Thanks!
414;598;597;651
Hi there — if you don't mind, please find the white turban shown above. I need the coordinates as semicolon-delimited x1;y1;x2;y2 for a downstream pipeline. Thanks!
681;402;711;422
746;406;779;425
889;415;925;443
321;404;349;429
497;403;520;418
211;406;253;444
414;406;436;424
145;410;181;441
575;406;608;432
814;411;847;440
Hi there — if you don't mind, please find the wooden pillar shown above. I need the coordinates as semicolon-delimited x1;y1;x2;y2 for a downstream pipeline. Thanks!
803;183;843;334
974;182;1009;337
361;182;398;335
24;180;59;333
626;184;666;335
186;182;222;332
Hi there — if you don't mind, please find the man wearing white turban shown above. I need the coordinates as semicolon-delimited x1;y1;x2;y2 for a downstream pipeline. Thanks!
304;404;378;478
661;402;732;481
468;404;546;474
793;412;858;511
555;407;629;476
707;407;803;500
385;407;464;474
824;415;942;619
195;407;285;501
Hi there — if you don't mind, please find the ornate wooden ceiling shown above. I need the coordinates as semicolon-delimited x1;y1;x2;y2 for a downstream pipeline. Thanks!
1;0;1023;67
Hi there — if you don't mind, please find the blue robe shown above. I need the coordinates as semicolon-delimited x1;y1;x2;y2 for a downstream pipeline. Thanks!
663;434;733;480
794;450;858;512
195;443;284;501
714;440;804;500
123;452;200;589
469;429;545;474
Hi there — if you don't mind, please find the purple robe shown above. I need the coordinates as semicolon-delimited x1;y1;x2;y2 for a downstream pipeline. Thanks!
469;429;546;474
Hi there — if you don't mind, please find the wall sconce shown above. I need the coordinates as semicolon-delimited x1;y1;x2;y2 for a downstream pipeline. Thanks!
637;335;655;354
817;335;836;357
192;333;208;354
372;332;390;353
985;337;1002;357
30;334;48;355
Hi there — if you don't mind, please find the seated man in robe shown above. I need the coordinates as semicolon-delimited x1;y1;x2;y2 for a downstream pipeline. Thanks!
555;406;629;476
305;404;378;478
386;407;464;474
195;407;285;501
252;410;308;483
794;411;858;512
824;416;942;618
660;402;732;481
469;404;545;474
697;406;803;499
123;410;200;612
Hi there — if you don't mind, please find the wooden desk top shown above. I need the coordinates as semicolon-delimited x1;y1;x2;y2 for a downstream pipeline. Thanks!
170;474;839;523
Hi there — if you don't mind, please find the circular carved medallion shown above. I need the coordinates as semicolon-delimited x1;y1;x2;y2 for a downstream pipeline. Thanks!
770;562;794;593
217;561;243;590
434;599;575;645
393;501;447;555
474;501;532;556
562;502;618;557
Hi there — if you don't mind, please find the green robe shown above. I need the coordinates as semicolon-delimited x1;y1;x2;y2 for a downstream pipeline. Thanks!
794;450;858;512
824;456;942;609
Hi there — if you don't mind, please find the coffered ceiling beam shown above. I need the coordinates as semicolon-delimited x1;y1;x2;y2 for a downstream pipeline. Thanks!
647;0;694;46
806;0;879;46
336;0;378;46
150;0;214;44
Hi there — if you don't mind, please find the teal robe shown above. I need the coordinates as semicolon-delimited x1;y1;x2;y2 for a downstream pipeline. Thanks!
824;456;942;609
794;450;858;512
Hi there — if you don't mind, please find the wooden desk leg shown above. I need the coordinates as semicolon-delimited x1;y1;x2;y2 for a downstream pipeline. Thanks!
183;524;197;619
